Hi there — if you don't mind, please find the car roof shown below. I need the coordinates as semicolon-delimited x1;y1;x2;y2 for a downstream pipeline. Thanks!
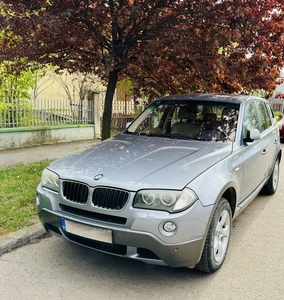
156;93;266;105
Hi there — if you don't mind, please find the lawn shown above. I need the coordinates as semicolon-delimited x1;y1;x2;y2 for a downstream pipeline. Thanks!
0;160;51;236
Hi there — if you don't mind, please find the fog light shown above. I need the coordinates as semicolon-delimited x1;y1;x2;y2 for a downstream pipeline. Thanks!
163;221;177;232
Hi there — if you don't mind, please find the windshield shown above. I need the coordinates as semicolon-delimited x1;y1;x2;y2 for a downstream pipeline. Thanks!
126;100;239;142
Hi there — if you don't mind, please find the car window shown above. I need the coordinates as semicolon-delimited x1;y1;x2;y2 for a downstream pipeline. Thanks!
265;102;275;120
132;106;163;134
127;100;239;141
243;101;259;137
255;101;272;132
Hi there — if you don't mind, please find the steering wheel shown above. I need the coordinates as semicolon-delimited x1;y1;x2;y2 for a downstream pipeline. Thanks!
196;127;228;141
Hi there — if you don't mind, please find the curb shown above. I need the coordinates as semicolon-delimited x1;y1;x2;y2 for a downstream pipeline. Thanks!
0;223;47;255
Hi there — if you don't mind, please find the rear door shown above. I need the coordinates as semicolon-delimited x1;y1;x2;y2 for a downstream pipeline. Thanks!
255;100;278;176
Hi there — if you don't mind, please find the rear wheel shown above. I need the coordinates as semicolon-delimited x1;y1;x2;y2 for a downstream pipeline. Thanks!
195;198;232;273
262;158;280;195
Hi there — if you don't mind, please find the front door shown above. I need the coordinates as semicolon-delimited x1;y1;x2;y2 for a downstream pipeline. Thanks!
239;101;268;202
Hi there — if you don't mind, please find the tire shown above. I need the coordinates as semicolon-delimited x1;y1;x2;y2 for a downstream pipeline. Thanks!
262;158;280;195
195;198;232;273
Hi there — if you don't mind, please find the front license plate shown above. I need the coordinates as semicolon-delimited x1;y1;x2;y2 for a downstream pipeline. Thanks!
61;219;113;244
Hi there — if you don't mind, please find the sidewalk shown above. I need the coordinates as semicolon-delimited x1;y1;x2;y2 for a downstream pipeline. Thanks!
0;139;101;255
0;139;100;169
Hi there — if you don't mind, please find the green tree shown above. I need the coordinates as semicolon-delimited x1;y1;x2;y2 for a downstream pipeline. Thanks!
0;60;35;101
0;60;36;127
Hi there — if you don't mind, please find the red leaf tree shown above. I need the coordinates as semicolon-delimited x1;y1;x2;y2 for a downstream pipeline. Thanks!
0;0;283;139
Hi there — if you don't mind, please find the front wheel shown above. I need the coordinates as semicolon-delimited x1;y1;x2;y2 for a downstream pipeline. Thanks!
262;158;280;195
195;198;232;273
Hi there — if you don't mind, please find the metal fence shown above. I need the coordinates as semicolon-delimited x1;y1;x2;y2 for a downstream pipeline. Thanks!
0;95;143;129
0;98;94;128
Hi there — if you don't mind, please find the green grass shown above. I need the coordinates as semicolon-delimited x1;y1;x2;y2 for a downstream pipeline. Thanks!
0;160;51;236
274;111;283;122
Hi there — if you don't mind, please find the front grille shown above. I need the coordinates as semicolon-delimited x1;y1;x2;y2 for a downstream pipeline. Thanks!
62;181;89;204
92;187;129;210
59;204;127;225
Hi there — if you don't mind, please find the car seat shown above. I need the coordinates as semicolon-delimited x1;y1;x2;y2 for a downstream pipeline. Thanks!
171;107;200;137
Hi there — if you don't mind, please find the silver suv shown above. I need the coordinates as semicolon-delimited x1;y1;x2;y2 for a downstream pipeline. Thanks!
36;94;281;273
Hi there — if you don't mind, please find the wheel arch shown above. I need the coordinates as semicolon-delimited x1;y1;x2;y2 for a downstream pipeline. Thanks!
221;187;237;218
278;148;282;162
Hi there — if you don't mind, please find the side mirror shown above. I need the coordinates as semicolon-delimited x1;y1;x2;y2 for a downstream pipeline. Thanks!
244;128;261;143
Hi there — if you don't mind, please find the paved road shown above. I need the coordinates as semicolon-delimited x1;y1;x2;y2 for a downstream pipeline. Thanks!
0;147;284;299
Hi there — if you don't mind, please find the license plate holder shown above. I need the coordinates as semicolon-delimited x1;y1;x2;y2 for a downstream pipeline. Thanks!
61;219;113;244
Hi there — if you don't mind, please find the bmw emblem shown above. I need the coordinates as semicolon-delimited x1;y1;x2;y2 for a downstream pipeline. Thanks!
94;173;103;180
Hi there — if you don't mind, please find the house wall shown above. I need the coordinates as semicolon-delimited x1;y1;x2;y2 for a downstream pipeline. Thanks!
34;70;106;101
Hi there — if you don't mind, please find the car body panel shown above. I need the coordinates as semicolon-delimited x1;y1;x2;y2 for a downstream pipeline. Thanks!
47;134;232;191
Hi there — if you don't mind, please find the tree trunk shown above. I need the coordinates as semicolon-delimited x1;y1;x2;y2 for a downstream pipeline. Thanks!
101;70;118;140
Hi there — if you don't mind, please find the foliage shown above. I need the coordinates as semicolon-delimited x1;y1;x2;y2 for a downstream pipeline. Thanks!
0;60;36;126
117;77;134;96
0;59;35;101
0;1;283;139
252;89;271;98
0;160;51;235
0;60;56;127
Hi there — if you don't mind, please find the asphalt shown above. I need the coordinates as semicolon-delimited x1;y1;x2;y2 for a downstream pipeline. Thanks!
0;138;101;255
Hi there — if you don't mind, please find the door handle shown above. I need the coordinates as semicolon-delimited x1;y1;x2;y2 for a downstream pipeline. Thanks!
235;165;243;171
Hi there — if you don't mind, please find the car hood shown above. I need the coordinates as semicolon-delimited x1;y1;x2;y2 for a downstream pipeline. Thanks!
48;134;232;190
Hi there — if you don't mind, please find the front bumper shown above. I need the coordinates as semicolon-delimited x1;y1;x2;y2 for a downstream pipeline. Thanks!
36;186;212;268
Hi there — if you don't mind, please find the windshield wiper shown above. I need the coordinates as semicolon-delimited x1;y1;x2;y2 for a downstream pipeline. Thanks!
125;131;197;140
161;133;195;140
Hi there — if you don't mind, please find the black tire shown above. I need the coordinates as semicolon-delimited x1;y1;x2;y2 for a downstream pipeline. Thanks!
195;198;232;273
262;158;280;195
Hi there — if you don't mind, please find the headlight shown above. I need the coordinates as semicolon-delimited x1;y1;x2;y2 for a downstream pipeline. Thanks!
133;188;198;213
40;168;59;192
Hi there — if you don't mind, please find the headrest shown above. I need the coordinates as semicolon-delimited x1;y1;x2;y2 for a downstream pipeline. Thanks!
178;107;197;120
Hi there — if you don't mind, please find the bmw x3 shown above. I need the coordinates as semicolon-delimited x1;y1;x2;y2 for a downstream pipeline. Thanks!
36;93;281;273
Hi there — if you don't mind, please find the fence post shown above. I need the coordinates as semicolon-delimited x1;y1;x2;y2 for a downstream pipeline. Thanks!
88;91;101;139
